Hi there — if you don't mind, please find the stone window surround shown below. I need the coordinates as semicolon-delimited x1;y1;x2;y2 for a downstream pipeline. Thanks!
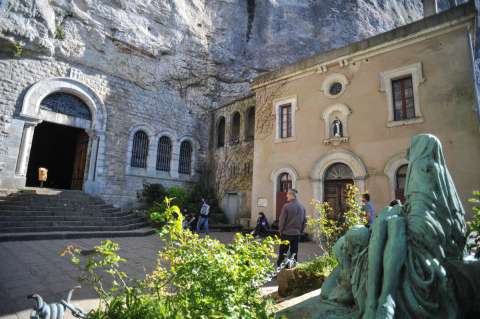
15;77;107;194
322;103;352;145
310;148;367;203
126;126;197;179
273;96;297;143
379;62;425;127
269;165;299;222
321;73;349;99
215;105;255;150
383;152;408;201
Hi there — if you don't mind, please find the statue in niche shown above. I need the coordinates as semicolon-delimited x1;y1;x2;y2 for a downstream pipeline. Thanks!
320;134;480;319
332;118;343;137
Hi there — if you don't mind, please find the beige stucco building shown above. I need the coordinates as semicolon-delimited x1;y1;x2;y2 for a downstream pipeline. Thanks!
249;3;480;223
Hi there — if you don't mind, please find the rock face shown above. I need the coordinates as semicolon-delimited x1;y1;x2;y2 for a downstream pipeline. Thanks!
0;0;423;111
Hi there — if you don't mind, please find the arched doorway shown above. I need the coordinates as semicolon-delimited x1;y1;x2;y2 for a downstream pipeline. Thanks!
25;92;92;190
276;172;292;220
324;163;354;219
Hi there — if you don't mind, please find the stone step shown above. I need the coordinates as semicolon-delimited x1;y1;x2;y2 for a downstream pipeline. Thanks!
0;203;116;210
0;217;144;227
0;209;126;217
0;227;156;242
0;213;140;222
0;222;148;233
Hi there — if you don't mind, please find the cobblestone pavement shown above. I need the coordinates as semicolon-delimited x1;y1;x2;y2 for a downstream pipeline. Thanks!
0;233;322;319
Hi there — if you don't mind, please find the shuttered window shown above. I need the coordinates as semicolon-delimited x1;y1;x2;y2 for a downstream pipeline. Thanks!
279;104;292;138
178;141;192;175
131;131;149;168
156;136;172;172
392;76;415;121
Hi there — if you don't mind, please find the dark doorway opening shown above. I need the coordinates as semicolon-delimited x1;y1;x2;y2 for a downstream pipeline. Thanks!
324;163;354;220
26;122;89;190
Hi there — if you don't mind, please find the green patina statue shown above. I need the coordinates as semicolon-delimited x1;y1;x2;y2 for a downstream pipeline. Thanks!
320;134;479;319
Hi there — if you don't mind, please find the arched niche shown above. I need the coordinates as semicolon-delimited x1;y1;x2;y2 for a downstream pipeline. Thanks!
322;103;351;145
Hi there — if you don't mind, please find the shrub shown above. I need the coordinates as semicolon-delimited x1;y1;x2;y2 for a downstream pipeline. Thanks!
308;184;367;254
137;183;167;207
296;254;338;278
467;190;480;233
62;198;279;319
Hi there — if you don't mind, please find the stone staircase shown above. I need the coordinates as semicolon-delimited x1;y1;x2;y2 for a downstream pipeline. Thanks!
0;188;154;241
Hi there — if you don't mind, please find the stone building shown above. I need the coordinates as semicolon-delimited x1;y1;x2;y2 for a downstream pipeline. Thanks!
210;95;255;225
0;58;207;207
249;3;480;223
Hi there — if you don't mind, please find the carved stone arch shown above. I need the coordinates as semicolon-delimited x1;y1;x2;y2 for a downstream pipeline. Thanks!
310;149;367;202
384;152;408;200
322;103;351;145
15;78;107;193
21;77;107;132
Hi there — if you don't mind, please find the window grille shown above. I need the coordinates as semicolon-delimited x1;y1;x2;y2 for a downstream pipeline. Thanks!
231;112;241;144
131;130;149;168
156;136;172;172
392;76;415;121
279;104;292;138
278;172;292;192
40;92;92;120
245;107;255;140
178;140;192;175
217;117;225;148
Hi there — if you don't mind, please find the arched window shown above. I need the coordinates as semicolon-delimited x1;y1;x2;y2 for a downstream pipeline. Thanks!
217;117;225;148
245;107;255;140
178;140;193;175
395;164;407;202
131;130;149;168
156;136;172;172
230;112;241;144
278;172;292;193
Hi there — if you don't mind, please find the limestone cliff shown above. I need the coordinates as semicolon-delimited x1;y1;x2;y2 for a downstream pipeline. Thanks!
0;0;423;112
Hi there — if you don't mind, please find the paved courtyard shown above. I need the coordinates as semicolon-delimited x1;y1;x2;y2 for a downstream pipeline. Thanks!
0;233;322;319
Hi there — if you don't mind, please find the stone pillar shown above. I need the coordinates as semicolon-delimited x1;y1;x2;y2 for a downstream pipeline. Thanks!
171;142;180;178
423;0;437;16
15;121;39;176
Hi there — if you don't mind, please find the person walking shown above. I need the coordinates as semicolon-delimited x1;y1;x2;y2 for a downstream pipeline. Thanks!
196;198;210;234
276;189;306;267
361;193;375;226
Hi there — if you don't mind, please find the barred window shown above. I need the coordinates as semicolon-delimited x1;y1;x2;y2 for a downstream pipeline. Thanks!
178;140;193;175
231;112;241;144
279;104;292;138
217;117;225;148
131;130;149;168
392;76;415;121
156;136;172;172
245;107;255;140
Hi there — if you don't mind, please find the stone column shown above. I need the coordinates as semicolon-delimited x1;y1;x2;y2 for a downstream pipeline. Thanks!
15;121;39;176
171;142;180;178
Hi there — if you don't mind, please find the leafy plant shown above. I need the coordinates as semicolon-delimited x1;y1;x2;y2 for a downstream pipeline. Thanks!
308;184;367;254
62;198;279;318
467;190;480;233
137;182;167;206
55;24;65;40
13;42;23;57
296;254;338;278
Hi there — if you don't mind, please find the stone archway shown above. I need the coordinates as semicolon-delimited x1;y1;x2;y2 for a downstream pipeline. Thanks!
310;149;367;202
15;78;107;192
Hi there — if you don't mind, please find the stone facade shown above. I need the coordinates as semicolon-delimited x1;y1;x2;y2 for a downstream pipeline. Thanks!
250;3;480;223
0;56;207;207
210;95;255;225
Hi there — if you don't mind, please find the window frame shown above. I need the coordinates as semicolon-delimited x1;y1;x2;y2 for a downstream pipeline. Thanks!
130;130;149;169
379;62;424;127
273;96;297;142
178;140;193;175
156;135;172;172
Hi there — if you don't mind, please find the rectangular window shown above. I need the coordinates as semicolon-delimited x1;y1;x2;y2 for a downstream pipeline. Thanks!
392;76;415;121
279;104;292;138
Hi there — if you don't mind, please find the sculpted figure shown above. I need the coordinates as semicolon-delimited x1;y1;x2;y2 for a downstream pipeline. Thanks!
332;118;343;137
321;134;468;319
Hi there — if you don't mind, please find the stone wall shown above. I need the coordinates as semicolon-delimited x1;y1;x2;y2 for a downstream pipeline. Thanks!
210;95;255;224
0;55;208;207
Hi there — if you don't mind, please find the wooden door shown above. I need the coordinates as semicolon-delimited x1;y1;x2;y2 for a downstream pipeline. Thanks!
324;179;353;220
276;172;292;221
276;192;288;220
71;131;89;190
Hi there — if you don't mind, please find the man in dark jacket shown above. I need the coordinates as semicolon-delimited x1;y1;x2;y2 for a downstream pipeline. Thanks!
276;188;306;267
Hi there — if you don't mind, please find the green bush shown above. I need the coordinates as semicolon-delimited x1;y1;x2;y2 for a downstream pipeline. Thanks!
137;183;167;206
62;198;280;319
296;254;338;278
467;190;480;233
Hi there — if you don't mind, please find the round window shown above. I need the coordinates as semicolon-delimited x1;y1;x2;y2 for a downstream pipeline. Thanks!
329;82;343;96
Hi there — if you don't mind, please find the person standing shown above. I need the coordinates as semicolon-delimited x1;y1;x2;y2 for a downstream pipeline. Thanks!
196;198;210;234
276;189;306;267
361;193;375;226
